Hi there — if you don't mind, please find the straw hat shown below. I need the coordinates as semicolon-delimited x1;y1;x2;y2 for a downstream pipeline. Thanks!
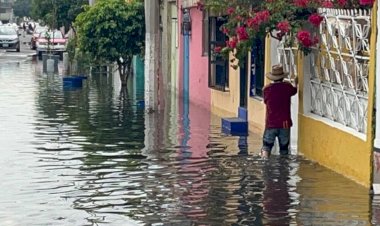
266;64;289;81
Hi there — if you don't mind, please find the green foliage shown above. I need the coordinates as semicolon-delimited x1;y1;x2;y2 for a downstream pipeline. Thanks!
31;0;88;30
74;0;145;71
13;0;32;18
66;36;76;62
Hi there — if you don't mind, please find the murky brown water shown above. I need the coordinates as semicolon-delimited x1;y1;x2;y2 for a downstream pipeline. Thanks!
0;60;378;225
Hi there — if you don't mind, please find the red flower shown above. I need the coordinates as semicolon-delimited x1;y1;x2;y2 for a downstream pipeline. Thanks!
294;0;308;7
214;46;222;53
227;37;238;49
337;0;347;7
247;10;270;30
222;26;229;34
227;7;235;15
256;10;270;22
235;15;244;21
308;13;324;27
236;26;249;40
247;17;260;29
296;30;315;47
321;1;334;7
359;0;374;5
276;21;290;33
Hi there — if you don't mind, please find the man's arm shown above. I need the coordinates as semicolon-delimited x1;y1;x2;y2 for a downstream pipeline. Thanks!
290;77;298;96
263;86;268;104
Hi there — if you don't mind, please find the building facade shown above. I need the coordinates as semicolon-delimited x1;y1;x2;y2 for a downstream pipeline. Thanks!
0;0;14;23
158;0;378;188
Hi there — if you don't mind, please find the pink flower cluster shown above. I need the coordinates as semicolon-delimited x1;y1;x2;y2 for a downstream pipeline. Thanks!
308;13;324;27
236;26;249;41
321;1;334;7
214;46;222;53
227;37;238;49
294;0;308;7
359;0;374;5
296;30;319;47
218;0;374;53
227;7;235;15
247;10;270;29
337;0;347;7
277;21;290;33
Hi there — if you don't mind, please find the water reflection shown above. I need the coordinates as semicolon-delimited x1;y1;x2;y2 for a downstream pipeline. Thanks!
0;60;376;225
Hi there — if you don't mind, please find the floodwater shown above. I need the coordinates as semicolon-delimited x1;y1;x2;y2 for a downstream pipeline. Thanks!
0;59;379;225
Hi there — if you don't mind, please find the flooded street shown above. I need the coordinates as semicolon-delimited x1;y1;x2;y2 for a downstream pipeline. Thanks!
0;59;378;225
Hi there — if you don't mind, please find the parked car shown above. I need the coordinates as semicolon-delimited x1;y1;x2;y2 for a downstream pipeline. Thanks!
30;26;47;50
0;25;20;52
36;30;67;60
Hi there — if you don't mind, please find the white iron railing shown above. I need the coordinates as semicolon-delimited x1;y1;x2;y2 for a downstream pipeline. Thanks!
277;39;298;80
309;8;371;134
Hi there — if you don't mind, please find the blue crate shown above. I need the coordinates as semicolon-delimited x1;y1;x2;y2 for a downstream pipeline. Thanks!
221;117;248;135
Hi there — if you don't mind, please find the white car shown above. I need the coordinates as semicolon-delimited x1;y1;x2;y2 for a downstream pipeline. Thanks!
0;25;20;52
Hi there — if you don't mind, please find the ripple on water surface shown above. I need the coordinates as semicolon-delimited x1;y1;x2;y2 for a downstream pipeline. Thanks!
0;61;375;225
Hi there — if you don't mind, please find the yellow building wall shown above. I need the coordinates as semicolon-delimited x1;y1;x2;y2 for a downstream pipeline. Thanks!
297;3;377;187
298;116;373;187
247;99;266;133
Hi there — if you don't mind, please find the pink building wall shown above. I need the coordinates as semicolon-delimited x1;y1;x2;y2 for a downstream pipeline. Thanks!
188;9;210;110
176;3;211;158
177;4;210;110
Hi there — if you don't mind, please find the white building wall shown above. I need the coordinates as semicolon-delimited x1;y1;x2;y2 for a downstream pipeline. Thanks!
271;38;299;154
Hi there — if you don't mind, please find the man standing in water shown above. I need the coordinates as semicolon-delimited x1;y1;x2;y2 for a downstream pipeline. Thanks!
260;64;298;159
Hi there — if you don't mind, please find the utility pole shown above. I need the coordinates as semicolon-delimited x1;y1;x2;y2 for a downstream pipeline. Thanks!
89;0;95;6
144;0;160;111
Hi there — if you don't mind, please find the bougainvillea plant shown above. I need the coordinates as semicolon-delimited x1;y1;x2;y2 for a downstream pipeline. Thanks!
200;0;374;68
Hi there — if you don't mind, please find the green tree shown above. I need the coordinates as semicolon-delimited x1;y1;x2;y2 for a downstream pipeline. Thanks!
31;0;88;30
13;0;32;18
75;0;145;86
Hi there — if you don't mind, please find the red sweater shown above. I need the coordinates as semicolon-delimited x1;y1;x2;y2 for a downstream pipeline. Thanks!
263;82;297;129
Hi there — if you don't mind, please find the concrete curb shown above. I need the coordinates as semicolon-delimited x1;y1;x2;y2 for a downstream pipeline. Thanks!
0;52;37;58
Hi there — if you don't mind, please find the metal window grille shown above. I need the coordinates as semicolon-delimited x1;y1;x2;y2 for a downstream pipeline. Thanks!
208;16;229;91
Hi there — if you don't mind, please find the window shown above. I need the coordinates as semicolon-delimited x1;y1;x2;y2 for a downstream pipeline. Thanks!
202;10;209;56
208;16;229;91
250;37;265;97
